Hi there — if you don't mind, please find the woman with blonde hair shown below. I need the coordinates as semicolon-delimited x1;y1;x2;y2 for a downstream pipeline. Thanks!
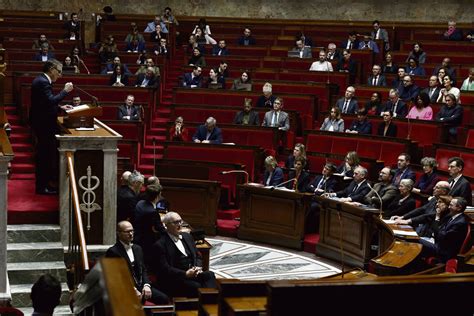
320;106;344;132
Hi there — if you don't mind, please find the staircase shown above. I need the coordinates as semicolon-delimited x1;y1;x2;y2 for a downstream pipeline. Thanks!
7;224;71;315
138;49;184;175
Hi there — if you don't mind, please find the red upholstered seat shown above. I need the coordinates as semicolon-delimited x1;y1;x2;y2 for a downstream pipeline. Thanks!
466;129;474;149
303;233;320;253
217;219;240;237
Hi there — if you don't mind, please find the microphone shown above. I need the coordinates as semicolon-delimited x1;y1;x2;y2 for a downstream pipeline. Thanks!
74;85;99;107
75;55;90;74
220;170;249;184
366;182;383;219
270;177;297;191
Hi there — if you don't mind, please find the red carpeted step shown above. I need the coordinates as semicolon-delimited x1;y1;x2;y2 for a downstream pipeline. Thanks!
303;233;320;254
148;127;167;134
12;143;33;152
9;134;30;143
7;179;59;224
217;209;240;220
9;126;30;134
13;152;34;164
137;164;155;175
152;117;169;124
216;219;239;237
142;145;164;155
9;173;35;180
11;163;35;174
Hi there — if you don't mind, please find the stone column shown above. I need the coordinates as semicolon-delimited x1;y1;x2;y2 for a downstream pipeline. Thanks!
102;148;118;245
0;155;14;302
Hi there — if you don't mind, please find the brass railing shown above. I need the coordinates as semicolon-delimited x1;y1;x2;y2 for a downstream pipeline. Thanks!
66;151;90;285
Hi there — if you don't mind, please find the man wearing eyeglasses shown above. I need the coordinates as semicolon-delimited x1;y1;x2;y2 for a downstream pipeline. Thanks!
150;211;217;297
30;59;74;195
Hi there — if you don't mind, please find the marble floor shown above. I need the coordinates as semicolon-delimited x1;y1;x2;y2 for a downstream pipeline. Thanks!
207;237;341;280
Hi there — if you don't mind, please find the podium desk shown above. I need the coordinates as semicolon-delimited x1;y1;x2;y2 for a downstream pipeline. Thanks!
238;184;312;250
315;196;381;268
57;118;122;246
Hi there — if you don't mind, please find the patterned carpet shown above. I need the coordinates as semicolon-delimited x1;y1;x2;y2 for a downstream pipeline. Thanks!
207;238;340;280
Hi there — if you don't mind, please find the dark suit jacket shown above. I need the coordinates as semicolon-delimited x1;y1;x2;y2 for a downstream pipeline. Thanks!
183;72;202;88
421;87;441;104
233;110;259;125
392;167;416;186
151;232;201;283
430;214;469;262
287;170;311;192
367;75;387;86
238;36;256;45
404;197;437;226
382;99;407;118
435;105;463;128
136;73;158;89
29;73;68;134
105;242;150;290
377;122;397;137
117;185;138;222
385;195;416;218
256;95;276;108
33;52;55;61
285;155;310;171
336;180;371;203
263;167;283;187
211;45;229;56
117;104;141;120
335;97;358;114
399;84;420;102
348;119;372;134
109;73;130;86
192;125;223;144
340;39;359;50
336;58;357;83
449;176;473;206
307;175;338;194
134;200;166;254
363;182;398;210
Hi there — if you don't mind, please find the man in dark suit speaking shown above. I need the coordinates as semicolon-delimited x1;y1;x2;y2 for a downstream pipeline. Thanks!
29;59;74;194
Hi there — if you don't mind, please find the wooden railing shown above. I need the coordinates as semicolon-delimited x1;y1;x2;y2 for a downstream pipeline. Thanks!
65;151;90;285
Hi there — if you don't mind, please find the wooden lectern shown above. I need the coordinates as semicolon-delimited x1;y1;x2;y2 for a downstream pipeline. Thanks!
63;105;103;128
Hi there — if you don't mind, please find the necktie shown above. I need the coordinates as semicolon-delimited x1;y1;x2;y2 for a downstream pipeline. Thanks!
218;49;222;56
449;180;455;189
351;183;359;194
127;107;131;116
349;42;352;49
317;178;326;190
373;77;377;86
271;112;277;126
343;100;349;113
429;88;434;98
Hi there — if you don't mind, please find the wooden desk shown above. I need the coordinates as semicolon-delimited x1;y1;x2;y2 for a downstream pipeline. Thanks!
196;240;212;272
238;184;312;250
223;297;267;315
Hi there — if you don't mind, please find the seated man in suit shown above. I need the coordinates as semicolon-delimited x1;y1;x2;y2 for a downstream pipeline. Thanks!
183;66;202;88
237;27;256;46
335;86;358;114
358;33;379;53
136;67;159;88
33;44;55;62
345;108;372;135
362;167;397;211
367;64;386;86
399;75;420;103
290;39;312;59
305;163;339;233
233;98;260;126
192;117;223;144
106;221;169;304
256;82;276;108
392;153;416;186
420;197;469;263
117;170;144;222
261;97;290;131
118;95;141;121
447;157;472;206
211;39;229;56
421;76;442;104
151;212;217;297
382;89;407;118
323;166;370;203
263;156;283;187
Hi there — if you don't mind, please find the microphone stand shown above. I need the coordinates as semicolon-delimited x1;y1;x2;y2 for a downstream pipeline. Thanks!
75;55;90;74
270;177;297;191
74;85;99;107
336;203;345;278
221;170;249;184
366;182;383;219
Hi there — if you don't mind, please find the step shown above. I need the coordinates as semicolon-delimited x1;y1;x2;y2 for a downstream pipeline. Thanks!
12;143;34;152
5;106;17;115
18;305;73;315
152;117;169;124
12;152;34;164
10;282;70;308
9;173;35;180
137;164;155;175
156;108;171;114
7;224;61;243
11;163;35;174
6;117;22;126
142;146;164;155
148;127;167;135
7;261;67;284
10;126;30;134
7;242;64;263
217;209;240;220
216;219;239;237
146;135;166;143
9;134;31;142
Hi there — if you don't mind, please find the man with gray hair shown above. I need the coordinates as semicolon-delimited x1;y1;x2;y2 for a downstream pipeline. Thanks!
136;66;159;88
326;43;340;61
192;117;222;144
363;167;397;210
323;166;370;203
382;89;407;118
117;170;144;222
151;211;217;297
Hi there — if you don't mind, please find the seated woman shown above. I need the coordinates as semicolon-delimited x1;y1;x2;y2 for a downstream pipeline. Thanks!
405;42;427;64
150;24;166;45
231;71;252;91
109;64;129;87
192;18;217;45
365;92;384;115
377;110;397;137
407;92;433;120
287;156;310;193
205;68;225;89
385;179;416;219
263;156;283;187
381;52;397;74
125;23;146;52
285;143;309;171
98;34;118;63
320;106;344;132
62;56;79;74
188;48;206;67
169;116;189;141
405;57;425;76
437;74;461;104
413;157;440;197
336;151;360;178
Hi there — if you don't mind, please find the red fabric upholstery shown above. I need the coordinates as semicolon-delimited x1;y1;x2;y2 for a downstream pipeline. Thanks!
445;259;458;273
466;130;474;149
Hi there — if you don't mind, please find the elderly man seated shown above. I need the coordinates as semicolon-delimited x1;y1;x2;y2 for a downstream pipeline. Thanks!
150;212;217;297
323;166;370;203
192;117;223;144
